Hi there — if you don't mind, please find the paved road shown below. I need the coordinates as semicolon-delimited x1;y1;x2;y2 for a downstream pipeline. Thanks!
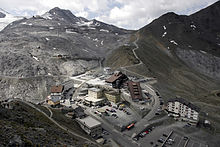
14;99;98;145
124;84;160;137
43;105;53;118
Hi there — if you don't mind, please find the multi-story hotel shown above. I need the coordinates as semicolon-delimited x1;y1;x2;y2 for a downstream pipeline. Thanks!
167;98;200;123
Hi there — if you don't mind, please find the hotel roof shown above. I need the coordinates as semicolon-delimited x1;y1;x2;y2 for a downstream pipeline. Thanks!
77;116;101;128
127;81;142;100
51;85;64;93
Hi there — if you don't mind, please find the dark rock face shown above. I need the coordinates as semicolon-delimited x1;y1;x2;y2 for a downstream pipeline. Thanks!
0;12;6;18
48;7;81;24
139;1;220;79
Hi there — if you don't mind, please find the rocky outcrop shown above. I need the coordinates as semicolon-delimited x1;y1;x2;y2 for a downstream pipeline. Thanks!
176;48;220;79
0;12;6;18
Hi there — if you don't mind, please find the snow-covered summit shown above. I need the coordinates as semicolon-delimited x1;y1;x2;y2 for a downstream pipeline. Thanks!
0;8;22;31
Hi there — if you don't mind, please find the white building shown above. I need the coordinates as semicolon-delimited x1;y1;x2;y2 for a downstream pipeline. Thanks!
88;88;103;99
167;98;200;123
103;67;111;75
76;116;102;137
84;96;106;106
84;88;106;106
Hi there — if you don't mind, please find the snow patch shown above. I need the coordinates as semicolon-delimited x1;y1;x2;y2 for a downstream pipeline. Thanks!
21;22;27;25
48;73;52;76
88;27;96;30
32;56;39;61
200;50;207;54
58;23;60;25
190;24;196;30
77;20;93;27
66;29;77;34
100;29;109;33
163;26;166;30
101;40;104;45
115;33;118;35
170;40;178;45
53;48;56;50
41;12;52;20
217;43;220;46
162;32;167;37
49;27;54;30
188;45;192;48
45;37;50;41
0;10;21;31
93;38;99;42
28;23;32;26
83;49;89;52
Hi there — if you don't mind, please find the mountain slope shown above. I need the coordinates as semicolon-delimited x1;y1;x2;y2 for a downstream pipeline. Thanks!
105;0;220;133
0;7;132;102
0;7;132;77
0;8;22;31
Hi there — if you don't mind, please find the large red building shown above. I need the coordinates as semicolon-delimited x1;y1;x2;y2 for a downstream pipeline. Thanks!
127;81;143;102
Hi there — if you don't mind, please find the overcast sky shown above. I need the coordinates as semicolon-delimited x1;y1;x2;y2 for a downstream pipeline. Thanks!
0;0;218;29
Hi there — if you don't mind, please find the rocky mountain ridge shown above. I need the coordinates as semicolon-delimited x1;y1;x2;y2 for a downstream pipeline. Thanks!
0;7;132;101
138;1;220;79
0;7;131;78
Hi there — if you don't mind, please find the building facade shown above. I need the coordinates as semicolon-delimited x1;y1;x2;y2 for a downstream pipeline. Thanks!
76;116;102;137
84;97;106;106
50;85;64;99
105;71;128;89
104;90;120;103
127;81;143;102
88;88;103;99
167;98;200;122
84;88;106;106
47;96;60;106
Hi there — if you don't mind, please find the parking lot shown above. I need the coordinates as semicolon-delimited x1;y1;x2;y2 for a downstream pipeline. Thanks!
131;121;209;147
91;104;139;129
167;132;208;147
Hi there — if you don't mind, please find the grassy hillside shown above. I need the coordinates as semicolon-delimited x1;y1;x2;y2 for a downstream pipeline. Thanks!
105;44;139;69
0;101;95;146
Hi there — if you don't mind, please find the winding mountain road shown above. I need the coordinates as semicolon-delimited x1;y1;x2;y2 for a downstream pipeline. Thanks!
14;99;98;146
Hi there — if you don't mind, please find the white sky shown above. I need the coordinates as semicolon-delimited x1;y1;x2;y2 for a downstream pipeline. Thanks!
0;0;218;30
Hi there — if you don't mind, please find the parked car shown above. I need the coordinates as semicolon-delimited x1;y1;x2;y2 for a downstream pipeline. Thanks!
110;109;116;113
113;106;118;109
158;139;163;143
163;133;168;137
111;113;117;117
139;132;147;138
126;111;131;115
133;137;139;141
155;112;160;115
183;136;188;140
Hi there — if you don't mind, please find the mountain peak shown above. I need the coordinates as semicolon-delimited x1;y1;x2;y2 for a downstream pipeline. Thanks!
47;7;80;23
0;8;7;18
